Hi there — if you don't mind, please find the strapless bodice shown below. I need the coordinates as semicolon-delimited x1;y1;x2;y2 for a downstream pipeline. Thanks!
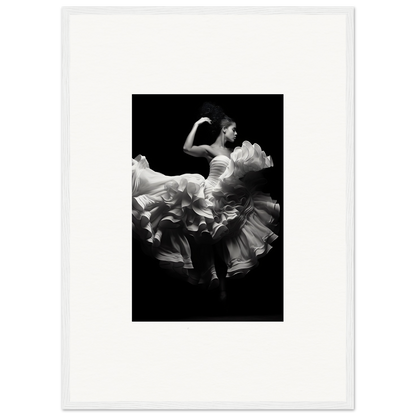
205;155;230;197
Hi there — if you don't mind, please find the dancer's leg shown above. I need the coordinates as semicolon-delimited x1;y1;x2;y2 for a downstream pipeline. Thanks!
201;245;219;290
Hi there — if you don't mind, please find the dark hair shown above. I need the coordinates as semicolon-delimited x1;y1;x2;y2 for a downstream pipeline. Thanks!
200;102;235;137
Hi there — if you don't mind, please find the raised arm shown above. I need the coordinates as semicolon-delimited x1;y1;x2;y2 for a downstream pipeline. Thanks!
183;117;212;158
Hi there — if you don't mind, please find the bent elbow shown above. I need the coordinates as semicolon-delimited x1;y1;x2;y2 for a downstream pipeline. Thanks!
183;147;190;154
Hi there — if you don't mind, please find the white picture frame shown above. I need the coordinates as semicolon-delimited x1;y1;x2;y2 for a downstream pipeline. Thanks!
62;6;354;409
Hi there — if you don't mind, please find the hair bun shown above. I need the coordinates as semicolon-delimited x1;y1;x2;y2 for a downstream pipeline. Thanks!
200;102;225;125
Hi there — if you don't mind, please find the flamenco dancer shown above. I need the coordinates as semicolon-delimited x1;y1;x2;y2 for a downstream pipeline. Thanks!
132;102;280;302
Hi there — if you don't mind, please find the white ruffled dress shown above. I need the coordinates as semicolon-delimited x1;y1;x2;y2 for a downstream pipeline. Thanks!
132;141;279;282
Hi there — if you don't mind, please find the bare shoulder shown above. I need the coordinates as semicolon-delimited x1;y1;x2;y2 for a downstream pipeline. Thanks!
197;145;217;157
201;145;233;163
210;145;232;157
200;145;217;160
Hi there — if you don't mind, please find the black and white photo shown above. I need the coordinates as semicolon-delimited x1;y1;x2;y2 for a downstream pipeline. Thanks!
132;95;284;321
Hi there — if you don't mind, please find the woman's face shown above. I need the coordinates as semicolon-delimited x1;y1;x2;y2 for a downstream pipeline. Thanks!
224;123;237;143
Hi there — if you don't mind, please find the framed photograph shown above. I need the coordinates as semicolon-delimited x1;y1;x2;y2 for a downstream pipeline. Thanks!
62;7;354;409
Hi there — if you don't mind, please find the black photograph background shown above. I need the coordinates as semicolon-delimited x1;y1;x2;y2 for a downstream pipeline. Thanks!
132;95;283;321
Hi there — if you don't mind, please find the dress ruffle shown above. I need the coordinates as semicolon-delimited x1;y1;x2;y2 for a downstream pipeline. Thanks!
221;141;274;180
207;141;279;277
219;193;279;277
132;158;219;282
132;141;280;283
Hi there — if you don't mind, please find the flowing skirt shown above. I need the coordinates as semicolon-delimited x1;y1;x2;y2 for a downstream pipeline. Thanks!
132;157;221;284
132;141;280;283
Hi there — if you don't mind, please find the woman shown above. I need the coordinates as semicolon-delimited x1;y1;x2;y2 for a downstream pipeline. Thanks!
132;102;280;295
183;102;280;297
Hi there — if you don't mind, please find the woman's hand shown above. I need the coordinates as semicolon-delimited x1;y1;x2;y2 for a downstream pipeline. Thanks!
195;117;212;126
